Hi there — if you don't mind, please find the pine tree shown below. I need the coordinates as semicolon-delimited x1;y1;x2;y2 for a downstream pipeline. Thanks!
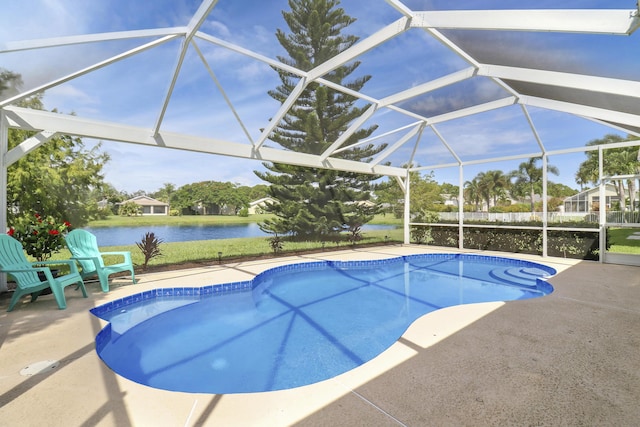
255;0;386;240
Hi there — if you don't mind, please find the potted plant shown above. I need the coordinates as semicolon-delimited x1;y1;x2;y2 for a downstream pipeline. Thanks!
7;213;71;262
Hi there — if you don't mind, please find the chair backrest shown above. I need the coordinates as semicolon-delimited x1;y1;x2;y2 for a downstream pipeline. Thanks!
65;229;104;273
0;234;42;286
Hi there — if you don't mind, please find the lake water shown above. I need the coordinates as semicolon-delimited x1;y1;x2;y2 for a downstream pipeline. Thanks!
83;223;396;247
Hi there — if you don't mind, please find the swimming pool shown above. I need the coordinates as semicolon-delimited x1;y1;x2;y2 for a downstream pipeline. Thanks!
91;253;555;394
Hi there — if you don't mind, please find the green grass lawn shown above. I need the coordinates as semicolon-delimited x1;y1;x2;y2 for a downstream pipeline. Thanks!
607;227;640;254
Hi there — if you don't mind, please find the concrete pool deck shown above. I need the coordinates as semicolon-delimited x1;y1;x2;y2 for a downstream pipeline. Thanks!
1;245;639;426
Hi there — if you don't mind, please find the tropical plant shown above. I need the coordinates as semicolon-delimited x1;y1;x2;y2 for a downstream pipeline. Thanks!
510;157;559;212
136;232;163;270
464;178;482;211
267;234;284;254
118;201;141;216
255;0;385;240
410;170;444;214
346;224;362;245
410;210;440;244
7;213;71;261
0;68;22;98
576;134;640;215
2;71;110;228
171;181;249;215
477;170;510;209
153;183;176;214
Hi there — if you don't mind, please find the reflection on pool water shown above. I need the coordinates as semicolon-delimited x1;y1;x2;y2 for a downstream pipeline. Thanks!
91;253;555;394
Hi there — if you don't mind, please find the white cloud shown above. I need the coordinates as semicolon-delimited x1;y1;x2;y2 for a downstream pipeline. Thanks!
45;84;97;106
203;21;232;38
98;142;267;193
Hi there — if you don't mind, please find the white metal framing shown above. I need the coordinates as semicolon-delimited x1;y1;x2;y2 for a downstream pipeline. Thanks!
1;1;640;291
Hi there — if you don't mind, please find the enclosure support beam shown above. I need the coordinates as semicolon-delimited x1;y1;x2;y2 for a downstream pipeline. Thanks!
404;172;411;244
542;154;548;258
458;164;464;250
0;110;8;292
4;106;405;178
599;147;606;263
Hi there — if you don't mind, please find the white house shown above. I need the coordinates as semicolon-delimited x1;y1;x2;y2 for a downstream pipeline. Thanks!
563;185;621;213
248;197;277;215
122;196;169;215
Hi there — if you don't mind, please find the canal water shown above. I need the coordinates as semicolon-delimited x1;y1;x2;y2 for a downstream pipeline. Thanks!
83;223;396;246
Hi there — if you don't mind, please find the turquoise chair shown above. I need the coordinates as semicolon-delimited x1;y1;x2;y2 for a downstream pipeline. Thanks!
0;234;86;312
65;229;136;292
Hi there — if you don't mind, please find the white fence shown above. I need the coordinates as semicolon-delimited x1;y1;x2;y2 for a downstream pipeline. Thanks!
437;211;640;224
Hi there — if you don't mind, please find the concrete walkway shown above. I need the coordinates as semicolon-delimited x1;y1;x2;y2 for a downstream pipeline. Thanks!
1;245;639;426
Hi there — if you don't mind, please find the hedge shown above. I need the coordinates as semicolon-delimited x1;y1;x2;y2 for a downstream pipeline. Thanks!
413;225;602;260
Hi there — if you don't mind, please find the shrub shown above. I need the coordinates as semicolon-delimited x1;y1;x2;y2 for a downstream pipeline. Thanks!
8;214;71;261
119;201;141;216
424;225;601;260
267;234;283;254
347;224;362;245
410;210;440;244
136;232;164;270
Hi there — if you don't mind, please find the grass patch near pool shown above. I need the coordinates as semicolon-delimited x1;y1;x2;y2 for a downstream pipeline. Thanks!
606;227;640;254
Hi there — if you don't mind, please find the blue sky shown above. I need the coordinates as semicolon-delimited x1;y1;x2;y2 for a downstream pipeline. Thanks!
1;0;638;194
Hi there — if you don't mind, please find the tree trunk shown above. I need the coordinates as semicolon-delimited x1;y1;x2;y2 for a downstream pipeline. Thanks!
617;180;626;213
637;178;640;219
628;179;636;221
530;185;535;213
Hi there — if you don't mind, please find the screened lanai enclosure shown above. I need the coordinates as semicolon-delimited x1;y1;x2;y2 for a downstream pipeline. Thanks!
1;0;640;280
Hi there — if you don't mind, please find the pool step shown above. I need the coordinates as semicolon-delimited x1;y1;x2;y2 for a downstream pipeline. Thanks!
489;267;549;288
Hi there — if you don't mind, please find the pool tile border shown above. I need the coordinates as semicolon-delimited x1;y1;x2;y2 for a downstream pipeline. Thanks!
90;253;556;319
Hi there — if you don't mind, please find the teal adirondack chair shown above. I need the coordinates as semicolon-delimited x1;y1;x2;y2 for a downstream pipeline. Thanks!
65;229;136;292
0;234;86;312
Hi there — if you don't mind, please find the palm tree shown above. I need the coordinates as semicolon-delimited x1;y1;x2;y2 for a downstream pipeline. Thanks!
606;148;639;214
577;135;640;215
486;170;510;208
464;178;482;211
476;172;493;210
511;157;559;212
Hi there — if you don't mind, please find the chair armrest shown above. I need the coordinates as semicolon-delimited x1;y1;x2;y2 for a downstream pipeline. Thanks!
30;259;80;275
99;251;132;262
70;256;102;262
70;255;103;271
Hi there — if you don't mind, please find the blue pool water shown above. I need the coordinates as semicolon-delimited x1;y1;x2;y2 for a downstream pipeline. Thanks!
91;254;555;394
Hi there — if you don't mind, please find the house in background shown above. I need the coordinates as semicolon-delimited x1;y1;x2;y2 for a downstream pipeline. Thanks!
441;193;459;207
248;197;277;215
121;196;169;215
562;184;621;213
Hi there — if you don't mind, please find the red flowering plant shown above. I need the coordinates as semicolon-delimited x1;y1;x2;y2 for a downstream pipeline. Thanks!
7;214;72;261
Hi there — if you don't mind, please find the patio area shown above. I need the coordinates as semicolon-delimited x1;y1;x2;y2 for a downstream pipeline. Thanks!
1;245;639;426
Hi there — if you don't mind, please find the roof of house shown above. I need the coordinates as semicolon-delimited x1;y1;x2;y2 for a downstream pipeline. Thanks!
123;196;168;206
249;197;277;206
562;184;623;200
